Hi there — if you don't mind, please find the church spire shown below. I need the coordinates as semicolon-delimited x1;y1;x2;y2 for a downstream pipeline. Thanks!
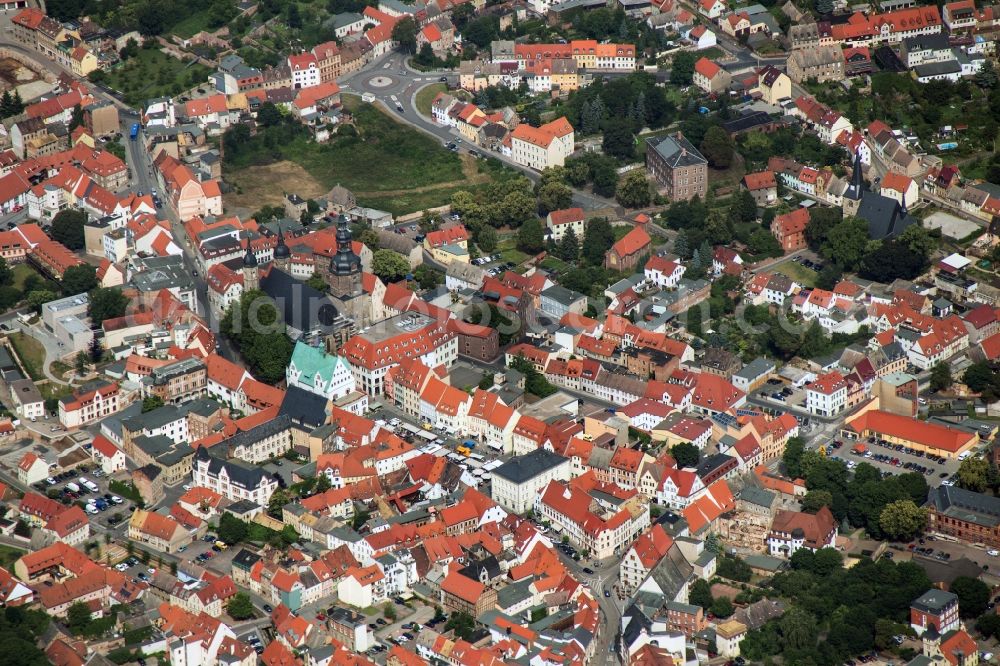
846;150;863;200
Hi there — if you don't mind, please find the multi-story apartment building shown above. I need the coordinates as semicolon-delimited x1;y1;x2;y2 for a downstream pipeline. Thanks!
509;117;575;171
140;358;206;405
58;381;120;428
646;133;708;201
805;371;848;416
491;448;571;514
341;311;458;396
192;446;279;506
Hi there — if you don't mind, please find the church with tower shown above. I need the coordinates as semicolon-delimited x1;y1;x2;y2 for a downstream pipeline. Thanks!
842;151;918;241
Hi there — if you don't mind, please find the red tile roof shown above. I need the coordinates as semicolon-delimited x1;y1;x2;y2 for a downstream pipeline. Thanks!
846;410;976;453
611;227;651;258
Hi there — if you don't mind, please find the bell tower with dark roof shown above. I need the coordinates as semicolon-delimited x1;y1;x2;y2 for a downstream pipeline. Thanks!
843;150;864;217
326;214;362;299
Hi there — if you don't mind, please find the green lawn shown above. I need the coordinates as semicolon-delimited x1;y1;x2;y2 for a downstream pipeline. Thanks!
8;332;44;380
497;237;530;266
416;83;447;116
773;260;819;288
0;545;23;570
103;48;211;105
10;264;42;292
170;10;214;39
226;96;517;216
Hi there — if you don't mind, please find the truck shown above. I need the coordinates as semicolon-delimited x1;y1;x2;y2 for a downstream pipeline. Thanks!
456;446;472;456
129;123;140;140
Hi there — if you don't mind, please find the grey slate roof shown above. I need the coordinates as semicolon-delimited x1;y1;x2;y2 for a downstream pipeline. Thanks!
195;446;272;491
927;485;1000;528
646;133;708;168
911;589;958;613
493;448;568;484
644;544;694;601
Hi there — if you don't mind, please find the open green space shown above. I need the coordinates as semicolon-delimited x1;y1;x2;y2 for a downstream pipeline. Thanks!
416;83;447;116
11;264;43;292
8;332;44;380
0;545;24;570
102;48;211;105
773;260;819;288
169;11;215;39
224;96;520;216
497;236;530;266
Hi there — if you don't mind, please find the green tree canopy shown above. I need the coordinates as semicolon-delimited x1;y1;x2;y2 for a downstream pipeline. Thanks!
822;216;870;270
87;287;129;326
670;442;700;468
879;499;926;542
61;264;98;295
616;170;652;208
929;362;952;392
517;218;545;254
372;249;410;283
700;126;734;169
50;209;88;250
227;592;255;620
957;455;990;492
392;17;419;53
951;576;990;618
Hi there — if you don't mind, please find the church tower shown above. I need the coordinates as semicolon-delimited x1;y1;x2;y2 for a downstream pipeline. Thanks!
326;215;362;299
843;150;864;217
242;243;259;291
273;228;291;272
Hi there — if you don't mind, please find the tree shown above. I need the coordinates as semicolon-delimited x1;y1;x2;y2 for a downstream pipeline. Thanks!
61;264;97;295
779;607;818;652
257;102;283;128
804;207;842;251
957;455;990;493
66;602;92;633
616;170;651;208
392;17;419;53
383;603;397;622
372;249;410;283
87;287;129;326
822;216;869;270
444;611;476;640
602;123;635;160
964;361;1000;401
558;227;580;261
782;437;806;478
929;362;952;392
700;126;734;169
306;273;327;292
581;217;615;265
670;442;700;468
413;265;442;290
50;209;88;250
951;576;990;618
670;51;697;85
217;513;249;545
74;350;88;374
537;180;573;215
68;104;85;132
690;578;713;609
227;593;255;620
477;226;498;253
800;490;833;513
710;596;734;618
517;218;544;254
815;0;833;15
141;396;164;413
879;499;926;542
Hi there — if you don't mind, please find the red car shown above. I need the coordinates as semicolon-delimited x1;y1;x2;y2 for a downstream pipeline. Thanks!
316;613;326;621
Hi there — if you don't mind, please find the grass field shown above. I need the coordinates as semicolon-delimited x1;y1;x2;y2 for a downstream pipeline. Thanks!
170;11;214;39
773;260;819;288
225;97;517;216
11;263;42;291
497;236;530;266
416;83;447;116
104;48;211;105
8;332;44;380
0;545;23;570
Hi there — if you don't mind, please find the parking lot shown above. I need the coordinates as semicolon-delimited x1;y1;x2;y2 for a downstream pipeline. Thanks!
31;464;136;530
839;436;961;485
753;377;809;410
